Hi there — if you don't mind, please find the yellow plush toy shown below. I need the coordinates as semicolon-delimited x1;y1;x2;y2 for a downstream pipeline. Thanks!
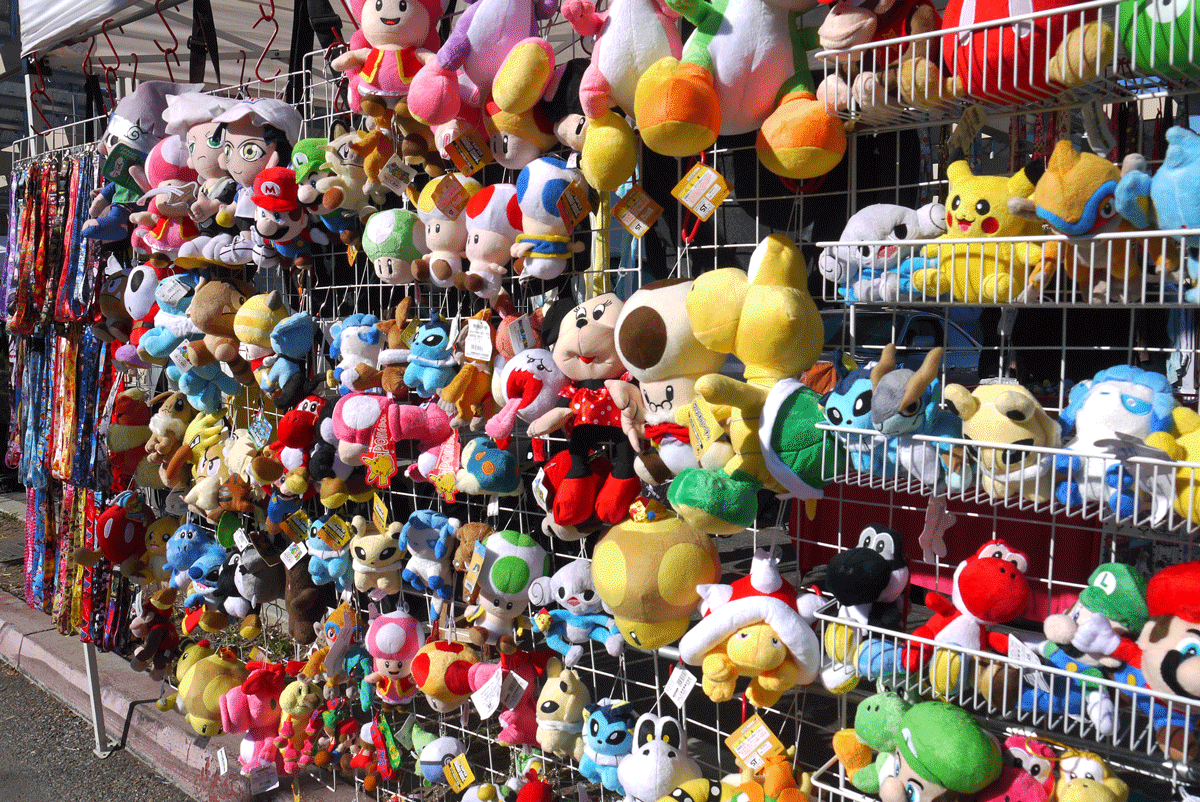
1054;747;1129;802
1146;407;1200;527
906;154;1045;304
667;234;824;535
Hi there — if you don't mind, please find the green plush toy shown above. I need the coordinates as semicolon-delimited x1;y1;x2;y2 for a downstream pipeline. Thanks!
759;377;845;514
362;209;426;286
878;701;1002;802
633;0;845;179
832;692;912;795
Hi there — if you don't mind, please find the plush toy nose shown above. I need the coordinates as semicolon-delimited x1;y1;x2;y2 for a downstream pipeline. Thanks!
575;317;587;329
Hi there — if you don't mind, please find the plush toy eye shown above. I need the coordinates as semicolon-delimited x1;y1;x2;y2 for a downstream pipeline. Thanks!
904;782;922;802
473;234;479;244
240;142;265;161
434;223;441;234
975;199;990;216
377;547;396;561
1148;0;1189;24
187;141;196;155
590;719;600;736
826;407;844;425
375;0;384;10
858;245;871;258
1098;197;1117;220
581;590;595;601
557;586;566;598
852;389;872;417
890;223;908;239
541;700;560;713
770;637;781;647
1176;636;1200;658
901;402;919;416
950;195;961;211
506;601;514;610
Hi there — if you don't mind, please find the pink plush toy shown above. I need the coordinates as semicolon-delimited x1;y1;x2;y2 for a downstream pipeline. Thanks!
407;0;560;127
458;184;523;300
331;394;453;482
220;663;289;775
330;0;443;116
977;766;1048;802
130;137;201;258
1003;736;1056;798
364;608;427;708
467;647;561;747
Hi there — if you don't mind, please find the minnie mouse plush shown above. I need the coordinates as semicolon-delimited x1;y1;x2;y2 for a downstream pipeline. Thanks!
528;294;640;527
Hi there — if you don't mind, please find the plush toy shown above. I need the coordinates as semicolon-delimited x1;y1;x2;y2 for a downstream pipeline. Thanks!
820;359;893;480
329;313;384;394
902;540;1030;700
452;522;494;574
944;379;1061;503
108;388;161;488
579;699;638;794
1054;365;1178;519
486;348;569;445
83;81;199;241
93;263;134;343
483;101;559;170
183;439;232;523
415;734;468;783
129;588;181;680
528;293;640;527
460;184;524;299
679;548;819;707
1054;749;1130;802
808;524;908;692
559;0;680;190
975;765;1048;802
364;607;426;708
509;157;587;283
406;0;559;128
116;256;184;370
832;691;911;795
876;701;1001;802
350;516;406;600
1149;407;1200;527
668;235;824;535
411;639;481;712
592;516;722;650
220;662;289;775
392;315;457;399
904;154;1045;303
397;510;458;600
529;559;623;667
163;92;239;254
361;209;426;285
185;276;258;386
1119;0;1200;79
1003;736;1056;799
632;0;845;179
226;545;288;638
730;753;808;802
870;344;966;498
535;667;591;759
330;393;452;485
163;520;224;593
617;713;702;802
177;647;250;736
413;174;484;287
466;530;549;647
275;678;324;775
316;126;384;225
305;520;354;596
455;438;524;496
1116;126;1200;302
439;309;497;429
72;490;155;580
468;645;562;746
817;202;947;302
612;279;729;486
168;353;243;414
250;166;329;271
136;270;204;367
1011;140;1146;303
129;136;201;258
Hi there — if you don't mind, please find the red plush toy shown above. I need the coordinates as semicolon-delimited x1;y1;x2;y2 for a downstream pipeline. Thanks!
74;490;156;578
109;389;155;487
902;539;1030;674
467;645;562;748
251;394;329;485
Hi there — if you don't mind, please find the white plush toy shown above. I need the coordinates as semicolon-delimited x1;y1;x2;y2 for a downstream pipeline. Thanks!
616;713;702;802
818;202;946;303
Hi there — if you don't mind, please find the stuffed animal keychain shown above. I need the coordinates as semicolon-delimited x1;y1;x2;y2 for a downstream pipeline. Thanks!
817;202;947;302
617;713;703;802
364;605;427;709
578;699;638;794
535;667;591;759
528;559;623;667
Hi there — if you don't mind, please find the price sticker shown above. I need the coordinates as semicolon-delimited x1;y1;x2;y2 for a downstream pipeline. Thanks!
725;713;785;772
371;493;390;533
663;666;698;708
613;183;663;239
169;345;193;373
462;540;487;603
156;276;190;307
103;142;146;195
444;753;476;792
508;315;537;354
471;667;503;718
280;509;312;543
446;128;492;176
248;764;280;793
500;671;529;710
463;318;494;362
379;153;417;196
249;411;272;451
947;104;987;153
684;398;724;461
280;540;309;569
671;163;730;222
1008;637;1053;693
432;172;471;220
556;180;592;230
314;513;354;550
233;527;252;552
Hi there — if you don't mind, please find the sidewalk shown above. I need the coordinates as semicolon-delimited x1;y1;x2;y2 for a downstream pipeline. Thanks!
0;492;361;802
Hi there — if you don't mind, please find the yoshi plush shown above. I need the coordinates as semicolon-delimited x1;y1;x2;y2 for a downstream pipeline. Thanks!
633;0;846;179
667;234;825;535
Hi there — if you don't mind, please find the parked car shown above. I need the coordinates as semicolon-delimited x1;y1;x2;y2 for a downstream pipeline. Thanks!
820;309;983;386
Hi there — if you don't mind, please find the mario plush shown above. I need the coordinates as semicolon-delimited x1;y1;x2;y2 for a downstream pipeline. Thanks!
1109;561;1200;760
251;166;329;269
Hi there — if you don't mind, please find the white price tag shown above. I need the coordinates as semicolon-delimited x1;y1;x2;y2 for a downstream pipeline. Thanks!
217;746;229;776
169;346;192;372
671;164;730;223
1009;637;1053;694
486;494;500;518
472;669;503;719
378;153;417;196
280;540;309;569
499;671;529;710
463;318;493;362
509;315;537;354
157;277;190;307
249;412;272;450
247;764;280;793
663;666;697;708
532;468;550;511
233;527;251;552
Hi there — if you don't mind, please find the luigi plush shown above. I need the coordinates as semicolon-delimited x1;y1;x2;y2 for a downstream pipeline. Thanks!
878;701;1002;802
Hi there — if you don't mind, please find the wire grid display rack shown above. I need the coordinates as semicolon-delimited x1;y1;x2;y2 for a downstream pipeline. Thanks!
9;2;1200;799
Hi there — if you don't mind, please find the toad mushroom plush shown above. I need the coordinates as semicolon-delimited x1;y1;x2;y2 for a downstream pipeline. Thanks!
678;548;820;707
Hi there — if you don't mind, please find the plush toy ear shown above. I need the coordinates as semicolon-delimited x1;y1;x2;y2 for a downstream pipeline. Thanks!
528;575;553;606
539;294;577;349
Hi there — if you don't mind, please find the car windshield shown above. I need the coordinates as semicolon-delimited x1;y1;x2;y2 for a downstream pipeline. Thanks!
822;314;903;349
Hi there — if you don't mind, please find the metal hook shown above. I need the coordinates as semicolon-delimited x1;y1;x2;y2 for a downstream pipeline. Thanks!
82;36;96;77
97;18;122;72
253;0;282;82
26;57;52;132
238;49;248;88
152;0;181;82
130;52;140;84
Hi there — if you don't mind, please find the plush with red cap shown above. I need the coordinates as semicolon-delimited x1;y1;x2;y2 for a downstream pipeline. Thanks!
253;166;303;213
1147;561;1200;622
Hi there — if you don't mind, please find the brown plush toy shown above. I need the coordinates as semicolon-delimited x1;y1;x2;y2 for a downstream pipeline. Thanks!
144;391;194;465
285;558;335;646
451;522;494;573
186;276;258;385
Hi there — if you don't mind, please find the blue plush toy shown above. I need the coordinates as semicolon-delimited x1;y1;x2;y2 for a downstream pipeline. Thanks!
528;559;623;668
168;345;242;413
1116;125;1200;302
184;548;228;608
261;312;316;409
578;699;637;794
454;437;523;496
329;313;382;395
306;522;353;595
138;272;203;363
163;522;225;590
821;360;894;479
397;510;458;600
401;316;457;398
